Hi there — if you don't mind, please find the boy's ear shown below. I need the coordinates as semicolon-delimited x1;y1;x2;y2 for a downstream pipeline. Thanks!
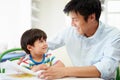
27;45;32;51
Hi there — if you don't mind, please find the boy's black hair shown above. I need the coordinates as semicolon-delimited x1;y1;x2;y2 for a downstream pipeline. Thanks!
21;28;47;54
63;0;102;22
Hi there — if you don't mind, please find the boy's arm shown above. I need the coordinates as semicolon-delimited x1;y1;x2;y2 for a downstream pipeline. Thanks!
31;64;48;72
49;54;65;67
31;61;65;72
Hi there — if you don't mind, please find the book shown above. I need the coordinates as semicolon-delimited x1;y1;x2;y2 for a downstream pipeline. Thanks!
0;60;45;79
5;60;38;76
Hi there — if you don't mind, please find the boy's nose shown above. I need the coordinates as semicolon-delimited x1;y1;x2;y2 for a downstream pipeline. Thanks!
71;20;75;27
44;42;48;46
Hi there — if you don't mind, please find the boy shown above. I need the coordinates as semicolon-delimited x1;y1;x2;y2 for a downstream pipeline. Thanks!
19;28;64;70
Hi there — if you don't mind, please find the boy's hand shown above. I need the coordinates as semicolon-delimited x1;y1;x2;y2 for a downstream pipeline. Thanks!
31;64;48;72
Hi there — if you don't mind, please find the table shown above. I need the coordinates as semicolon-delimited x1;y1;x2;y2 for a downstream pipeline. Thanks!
0;74;103;80
58;77;103;80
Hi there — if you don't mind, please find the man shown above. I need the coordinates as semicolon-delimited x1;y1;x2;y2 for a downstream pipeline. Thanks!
34;0;120;79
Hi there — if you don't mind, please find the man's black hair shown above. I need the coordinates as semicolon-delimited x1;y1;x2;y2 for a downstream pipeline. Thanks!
64;0;102;21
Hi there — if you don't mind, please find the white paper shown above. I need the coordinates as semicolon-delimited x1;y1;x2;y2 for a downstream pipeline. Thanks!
0;60;45;80
1;60;38;76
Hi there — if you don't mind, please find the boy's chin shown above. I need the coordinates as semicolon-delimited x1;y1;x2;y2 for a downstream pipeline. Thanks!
43;51;47;53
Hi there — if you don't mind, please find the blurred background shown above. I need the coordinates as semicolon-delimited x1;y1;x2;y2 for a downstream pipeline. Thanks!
0;0;120;66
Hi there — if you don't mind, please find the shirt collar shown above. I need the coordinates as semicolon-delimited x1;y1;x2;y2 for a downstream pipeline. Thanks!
30;54;45;65
87;21;105;40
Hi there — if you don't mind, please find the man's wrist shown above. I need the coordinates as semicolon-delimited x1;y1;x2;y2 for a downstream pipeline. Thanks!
63;67;69;77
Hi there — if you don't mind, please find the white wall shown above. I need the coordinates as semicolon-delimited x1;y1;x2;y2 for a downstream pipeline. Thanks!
33;0;69;37
100;0;120;29
0;0;31;52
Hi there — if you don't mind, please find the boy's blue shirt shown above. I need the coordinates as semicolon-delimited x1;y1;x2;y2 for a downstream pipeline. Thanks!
20;53;58;69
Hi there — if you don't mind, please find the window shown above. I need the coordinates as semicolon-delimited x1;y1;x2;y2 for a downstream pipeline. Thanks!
100;0;120;29
0;0;31;51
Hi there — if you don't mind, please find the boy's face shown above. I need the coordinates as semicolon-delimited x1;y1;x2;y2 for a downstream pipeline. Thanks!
28;38;48;55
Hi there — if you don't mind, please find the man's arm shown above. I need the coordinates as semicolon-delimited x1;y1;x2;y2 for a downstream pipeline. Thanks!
41;65;101;79
63;66;100;78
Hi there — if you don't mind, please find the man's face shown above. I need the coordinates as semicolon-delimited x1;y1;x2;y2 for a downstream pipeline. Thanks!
69;12;89;35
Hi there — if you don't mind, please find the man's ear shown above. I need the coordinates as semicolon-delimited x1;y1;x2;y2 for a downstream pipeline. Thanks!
88;13;96;22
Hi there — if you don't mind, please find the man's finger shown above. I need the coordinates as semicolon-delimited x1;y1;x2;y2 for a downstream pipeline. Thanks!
45;76;53;80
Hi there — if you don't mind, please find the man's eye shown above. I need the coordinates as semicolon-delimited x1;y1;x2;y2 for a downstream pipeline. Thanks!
74;19;78;21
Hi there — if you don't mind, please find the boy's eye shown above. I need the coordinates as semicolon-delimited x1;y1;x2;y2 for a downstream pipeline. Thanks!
40;40;44;42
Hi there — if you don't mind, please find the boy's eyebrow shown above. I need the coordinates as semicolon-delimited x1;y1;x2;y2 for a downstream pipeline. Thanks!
39;38;46;41
41;37;47;40
39;37;43;40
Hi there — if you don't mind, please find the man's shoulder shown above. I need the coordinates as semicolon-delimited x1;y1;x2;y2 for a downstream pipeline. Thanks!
104;25;120;37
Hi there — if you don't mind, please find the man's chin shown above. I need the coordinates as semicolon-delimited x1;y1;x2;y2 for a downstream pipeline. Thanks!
77;31;84;35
